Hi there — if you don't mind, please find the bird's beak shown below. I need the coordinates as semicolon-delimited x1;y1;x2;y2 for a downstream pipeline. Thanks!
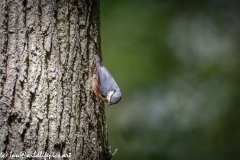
107;101;111;107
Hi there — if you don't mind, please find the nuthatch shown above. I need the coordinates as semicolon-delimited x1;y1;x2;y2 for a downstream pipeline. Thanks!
91;55;121;107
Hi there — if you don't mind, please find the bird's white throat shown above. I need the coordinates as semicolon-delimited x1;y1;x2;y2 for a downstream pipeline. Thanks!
106;91;114;102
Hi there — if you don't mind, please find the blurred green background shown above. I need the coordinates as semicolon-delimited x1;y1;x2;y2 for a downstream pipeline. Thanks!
100;0;240;159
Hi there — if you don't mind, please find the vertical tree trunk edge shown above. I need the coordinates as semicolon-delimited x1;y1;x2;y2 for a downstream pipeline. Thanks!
0;0;112;159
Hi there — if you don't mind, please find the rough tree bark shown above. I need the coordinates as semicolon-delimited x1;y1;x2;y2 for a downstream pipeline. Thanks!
0;0;112;159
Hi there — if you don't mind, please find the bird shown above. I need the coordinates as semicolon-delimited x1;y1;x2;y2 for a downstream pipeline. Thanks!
91;55;121;107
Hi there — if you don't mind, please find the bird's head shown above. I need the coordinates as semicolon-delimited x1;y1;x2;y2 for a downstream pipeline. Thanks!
106;90;121;107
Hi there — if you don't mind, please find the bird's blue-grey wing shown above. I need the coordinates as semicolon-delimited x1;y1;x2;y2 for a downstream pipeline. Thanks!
97;67;118;97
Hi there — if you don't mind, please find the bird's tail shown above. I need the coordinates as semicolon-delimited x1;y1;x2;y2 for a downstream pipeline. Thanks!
93;55;102;67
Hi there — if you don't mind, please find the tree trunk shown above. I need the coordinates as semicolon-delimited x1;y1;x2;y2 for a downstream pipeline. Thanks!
0;0;112;159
